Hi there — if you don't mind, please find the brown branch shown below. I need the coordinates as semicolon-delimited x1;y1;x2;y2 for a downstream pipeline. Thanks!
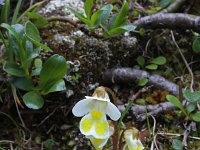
103;67;179;95
160;0;187;13
117;100;186;122
133;13;200;33
103;67;183;121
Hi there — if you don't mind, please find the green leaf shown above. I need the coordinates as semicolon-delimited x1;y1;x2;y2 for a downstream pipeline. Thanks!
138;78;148;86
26;41;40;65
12;77;34;91
120;24;136;31
150;56;166;65
23;91;44;109
145;64;158;70
3;61;26;77
191;112;200;122
68;7;91;26
84;0;93;19
186;103;196;113
107;24;135;37
172;139;183;150
137;56;145;67
91;9;103;27
44;139;54;150
166;95;187;116
43;79;66;94
160;0;173;8
25;21;41;42
1;0;10;23
25;21;52;52
25;12;48;28
183;89;200;102
34;58;42;68
99;4;113;25
11;24;24;39
113;2;128;28
11;0;23;24
32;57;42;76
39;54;67;90
1;23;19;39
192;37;200;53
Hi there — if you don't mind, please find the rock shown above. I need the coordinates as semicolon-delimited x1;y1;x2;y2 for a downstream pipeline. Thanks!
39;0;84;20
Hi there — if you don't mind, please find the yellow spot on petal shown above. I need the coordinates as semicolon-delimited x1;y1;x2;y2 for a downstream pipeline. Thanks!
91;111;103;120
136;146;143;150
95;120;108;136
81;116;93;133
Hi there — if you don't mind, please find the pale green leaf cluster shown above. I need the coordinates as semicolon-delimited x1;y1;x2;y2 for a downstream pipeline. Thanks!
69;0;136;38
136;56;166;70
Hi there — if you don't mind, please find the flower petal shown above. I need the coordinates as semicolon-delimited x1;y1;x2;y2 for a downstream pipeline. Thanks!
80;113;110;139
80;114;94;135
85;96;110;102
72;99;92;117
106;102;121;121
87;124;114;149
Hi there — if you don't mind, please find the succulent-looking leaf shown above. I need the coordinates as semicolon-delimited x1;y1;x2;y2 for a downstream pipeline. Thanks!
186;103;196;113
192;37;200;53
99;4;113;25
172;139;183;150
191;112;200;122
1;23;19;39
137;56;145;67
25;21;41;42
183;89;200;102
145;64;158;70
23;91;44;109
138;78;148;86
43;79;66;95
166;95;187;116
150;56;166;65
107;24;136;37
3;61;26;77
25;21;52;52
12;77;34;91
39;54;67;90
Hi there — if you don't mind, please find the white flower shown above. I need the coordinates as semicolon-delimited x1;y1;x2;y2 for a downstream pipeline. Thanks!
124;128;144;150
72;87;121;121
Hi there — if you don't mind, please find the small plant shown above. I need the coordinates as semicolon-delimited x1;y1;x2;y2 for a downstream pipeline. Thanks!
166;89;200;122
136;56;167;70
192;35;200;53
69;0;135;38
0;22;68;109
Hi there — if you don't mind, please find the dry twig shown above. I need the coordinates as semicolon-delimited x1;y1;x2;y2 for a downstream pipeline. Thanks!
170;31;194;92
134;13;200;33
103;67;179;95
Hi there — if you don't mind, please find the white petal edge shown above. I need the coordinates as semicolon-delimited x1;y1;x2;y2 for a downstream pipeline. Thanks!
72;99;92;117
106;102;121;121
85;96;110;102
